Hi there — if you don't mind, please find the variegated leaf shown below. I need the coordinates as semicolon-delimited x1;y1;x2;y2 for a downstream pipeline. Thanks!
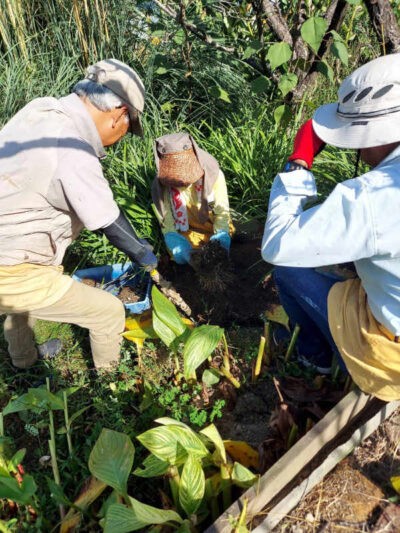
179;456;205;517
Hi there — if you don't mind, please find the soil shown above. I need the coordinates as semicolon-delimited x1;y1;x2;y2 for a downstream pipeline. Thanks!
81;278;144;304
154;226;400;531
82;277;99;287
158;234;279;326
117;286;141;304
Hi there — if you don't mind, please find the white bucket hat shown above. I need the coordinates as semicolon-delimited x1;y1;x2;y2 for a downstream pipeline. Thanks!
313;53;400;149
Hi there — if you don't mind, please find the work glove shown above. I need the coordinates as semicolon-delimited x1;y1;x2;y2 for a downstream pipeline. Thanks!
164;232;192;265
135;238;158;271
136;248;158;272
210;230;231;251
287;119;325;169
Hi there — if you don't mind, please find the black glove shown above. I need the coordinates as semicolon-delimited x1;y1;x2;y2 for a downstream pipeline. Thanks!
101;211;158;271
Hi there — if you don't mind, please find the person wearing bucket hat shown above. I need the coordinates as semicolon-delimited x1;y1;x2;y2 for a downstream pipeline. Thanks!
0;58;157;372
262;53;400;401
151;132;233;265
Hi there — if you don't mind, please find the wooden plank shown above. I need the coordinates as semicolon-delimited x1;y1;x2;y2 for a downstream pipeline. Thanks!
205;389;372;533
252;400;400;532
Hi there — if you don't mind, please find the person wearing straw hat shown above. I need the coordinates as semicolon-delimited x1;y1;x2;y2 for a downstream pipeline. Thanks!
152;132;233;264
0;58;157;371
262;53;400;401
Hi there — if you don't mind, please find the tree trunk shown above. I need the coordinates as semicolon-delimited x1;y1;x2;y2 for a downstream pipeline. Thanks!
364;0;400;54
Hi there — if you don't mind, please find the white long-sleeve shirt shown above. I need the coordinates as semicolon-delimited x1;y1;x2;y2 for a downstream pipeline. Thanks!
262;145;400;335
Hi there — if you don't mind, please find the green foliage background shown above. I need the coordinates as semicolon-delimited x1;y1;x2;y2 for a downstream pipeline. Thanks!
0;0;383;267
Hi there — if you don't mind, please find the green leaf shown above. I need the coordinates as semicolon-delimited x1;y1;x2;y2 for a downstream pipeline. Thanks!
278;73;298;97
0;474;36;504
47;477;72;506
152;30;165;38
156;66;167;75
133;454;169;478
151;286;187;338
152;311;177;347
243;39;262;60
274;104;291;126
28;388;65;410
104;503;148;533
301;17;328;54
202;368;220;387
8;449;26;472
179;456;205;517
56;386;80;399
200;424;226;464
231;462;258;489
137;425;208;466
267;42;292;70
89;429;134;494
209;85;231;103
69;405;91;424
330;30;344;43
3;388;63;415
154;417;191;428
173;29;185;45
345;0;361;4
104;499;182;533
0;519;12;532
250;75;269;94
129;497;183;525
331;41;348;66
183;325;224;379
317;59;334;82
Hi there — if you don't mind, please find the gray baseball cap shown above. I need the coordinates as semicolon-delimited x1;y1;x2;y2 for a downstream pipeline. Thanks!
85;58;145;136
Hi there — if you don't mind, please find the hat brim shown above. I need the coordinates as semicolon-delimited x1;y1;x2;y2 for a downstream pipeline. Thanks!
313;103;400;149
128;108;143;137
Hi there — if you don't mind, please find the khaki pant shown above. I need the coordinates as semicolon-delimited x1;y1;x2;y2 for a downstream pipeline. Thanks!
3;280;125;369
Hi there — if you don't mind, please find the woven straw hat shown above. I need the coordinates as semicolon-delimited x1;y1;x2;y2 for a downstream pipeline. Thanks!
313;53;400;149
155;132;205;187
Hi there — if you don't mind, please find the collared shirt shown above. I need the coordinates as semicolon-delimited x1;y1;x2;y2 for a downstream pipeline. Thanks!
262;145;400;335
0;94;119;311
0;93;119;266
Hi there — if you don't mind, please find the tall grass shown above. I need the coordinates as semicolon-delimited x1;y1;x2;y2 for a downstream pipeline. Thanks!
0;0;356;268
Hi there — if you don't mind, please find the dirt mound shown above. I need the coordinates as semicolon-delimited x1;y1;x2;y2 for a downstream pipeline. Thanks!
158;237;279;326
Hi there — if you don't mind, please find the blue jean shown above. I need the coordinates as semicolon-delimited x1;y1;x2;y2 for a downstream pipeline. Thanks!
273;266;346;370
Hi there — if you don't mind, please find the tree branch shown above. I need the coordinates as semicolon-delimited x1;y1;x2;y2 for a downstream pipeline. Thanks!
261;0;293;45
152;0;235;54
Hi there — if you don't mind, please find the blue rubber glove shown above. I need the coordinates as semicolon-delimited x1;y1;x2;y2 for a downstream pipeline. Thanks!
210;231;231;251
164;232;192;265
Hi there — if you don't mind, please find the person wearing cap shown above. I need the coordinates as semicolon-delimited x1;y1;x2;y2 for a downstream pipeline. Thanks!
262;53;400;401
0;58;157;370
151;132;233;264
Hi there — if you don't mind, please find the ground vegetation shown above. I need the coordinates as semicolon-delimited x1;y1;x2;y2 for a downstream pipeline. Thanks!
0;0;400;531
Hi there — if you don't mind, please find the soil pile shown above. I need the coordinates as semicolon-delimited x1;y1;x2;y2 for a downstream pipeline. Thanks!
158;235;279;326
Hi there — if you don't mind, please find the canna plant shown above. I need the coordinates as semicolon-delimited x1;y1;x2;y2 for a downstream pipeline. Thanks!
60;428;184;532
124;285;240;388
135;418;258;527
61;419;258;532
0;439;36;510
